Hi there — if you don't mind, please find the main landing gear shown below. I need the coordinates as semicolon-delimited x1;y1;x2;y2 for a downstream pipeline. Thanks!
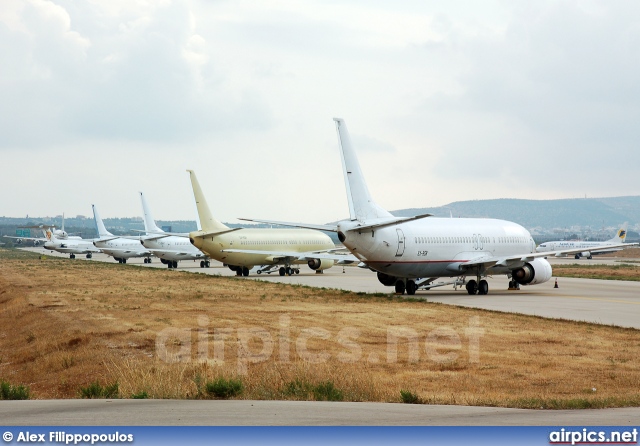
144;258;152;264
116;258;127;264
86;253;92;259
278;267;300;276
69;254;76;259
167;260;178;269
465;278;489;295
199;260;210;268
394;279;417;295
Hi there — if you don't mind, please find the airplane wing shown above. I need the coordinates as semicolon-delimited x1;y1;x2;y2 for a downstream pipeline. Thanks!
448;242;639;272
238;218;338;232
146;249;207;258
101;247;150;256
221;248;359;263
55;246;101;254
3;236;47;242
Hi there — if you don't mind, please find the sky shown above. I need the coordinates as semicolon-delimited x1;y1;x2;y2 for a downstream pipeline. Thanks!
1;0;639;224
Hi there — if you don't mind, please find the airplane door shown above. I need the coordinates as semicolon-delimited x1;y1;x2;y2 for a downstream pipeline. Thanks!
396;228;405;257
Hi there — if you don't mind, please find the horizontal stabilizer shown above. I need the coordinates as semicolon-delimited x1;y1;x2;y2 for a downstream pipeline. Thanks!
193;227;243;239
345;214;433;233
238;218;337;232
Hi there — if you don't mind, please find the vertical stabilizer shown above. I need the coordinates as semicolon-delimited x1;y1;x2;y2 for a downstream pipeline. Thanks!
92;205;113;238
186;170;229;233
139;192;163;234
610;222;628;243
333;118;393;222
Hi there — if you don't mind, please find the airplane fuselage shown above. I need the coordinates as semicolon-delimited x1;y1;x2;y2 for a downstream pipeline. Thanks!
537;240;620;253
142;236;206;261
190;228;334;267
44;239;98;255
338;217;535;278
94;238;150;259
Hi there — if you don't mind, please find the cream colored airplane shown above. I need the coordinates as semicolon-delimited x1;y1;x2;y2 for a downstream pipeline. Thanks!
186;170;355;276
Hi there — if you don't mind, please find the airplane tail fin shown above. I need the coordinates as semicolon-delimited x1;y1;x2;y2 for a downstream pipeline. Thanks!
92;205;113;238
139;192;163;234
333;118;394;222
610;222;628;243
186;170;229;233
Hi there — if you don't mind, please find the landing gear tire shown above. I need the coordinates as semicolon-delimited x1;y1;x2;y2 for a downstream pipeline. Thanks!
466;280;478;295
172;261;178;269
286;267;293;276
167;262;172;269
242;266;250;277
236;269;243;276
587;255;593;260
143;258;148;264
575;254;580;259
205;261;210;268
257;270;262;275
395;280;406;295
478;279;489;295
295;269;300;275
279;267;286;276
70;254;75;259
86;253;92;259
122;259;127;264
200;261;205;268
406;280;417;296
148;258;152;264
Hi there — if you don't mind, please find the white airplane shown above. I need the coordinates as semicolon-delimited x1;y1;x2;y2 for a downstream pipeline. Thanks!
92;205;152;264
138;192;210;269
39;226;100;259
240;118;634;295
536;223;630;259
186;170;355;276
6;213;79;245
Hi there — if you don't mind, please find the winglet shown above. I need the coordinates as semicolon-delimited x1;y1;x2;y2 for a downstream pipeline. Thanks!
186;170;229;233
92;205;113;238
333;118;393;222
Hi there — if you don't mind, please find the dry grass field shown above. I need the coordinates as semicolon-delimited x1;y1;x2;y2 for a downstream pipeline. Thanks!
1;248;640;408
553;263;640;281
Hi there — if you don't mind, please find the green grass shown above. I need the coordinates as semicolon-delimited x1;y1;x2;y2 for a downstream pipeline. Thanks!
0;380;30;400
400;389;422;404
79;381;120;399
204;377;244;399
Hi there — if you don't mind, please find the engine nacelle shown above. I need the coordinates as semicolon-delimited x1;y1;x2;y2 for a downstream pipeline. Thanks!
377;271;397;286
308;259;335;270
511;258;552;286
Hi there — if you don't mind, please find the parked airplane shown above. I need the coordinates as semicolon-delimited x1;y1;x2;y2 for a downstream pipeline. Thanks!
138;192;210;269
92;205;152;264
536;223;630;259
240;118;633;295
186;170;354;276
6;213;79;245
39;226;100;259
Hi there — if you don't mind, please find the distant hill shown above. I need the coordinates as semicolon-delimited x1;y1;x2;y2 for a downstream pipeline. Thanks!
391;196;640;229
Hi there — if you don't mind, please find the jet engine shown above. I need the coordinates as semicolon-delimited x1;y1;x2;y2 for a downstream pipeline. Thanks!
307;259;335;270
511;258;552;286
377;271;397;286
